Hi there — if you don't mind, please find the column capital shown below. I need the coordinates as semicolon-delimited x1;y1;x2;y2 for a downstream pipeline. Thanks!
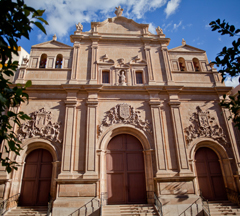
168;101;181;107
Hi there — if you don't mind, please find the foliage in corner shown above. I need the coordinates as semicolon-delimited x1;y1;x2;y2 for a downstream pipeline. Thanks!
209;19;240;130
0;0;48;173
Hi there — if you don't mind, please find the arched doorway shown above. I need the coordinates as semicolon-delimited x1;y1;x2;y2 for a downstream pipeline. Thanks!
195;147;227;201
106;134;147;204
19;149;53;206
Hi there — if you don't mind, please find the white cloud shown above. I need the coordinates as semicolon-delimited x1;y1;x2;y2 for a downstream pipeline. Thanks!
218;37;222;41
165;0;181;18
148;23;156;34
205;24;210;29
225;76;240;87
25;0;171;38
173;21;182;30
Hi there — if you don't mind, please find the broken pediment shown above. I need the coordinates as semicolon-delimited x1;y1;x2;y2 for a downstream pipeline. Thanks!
130;55;147;65
169;44;205;53
32;40;73;49
97;54;114;65
91;16;149;35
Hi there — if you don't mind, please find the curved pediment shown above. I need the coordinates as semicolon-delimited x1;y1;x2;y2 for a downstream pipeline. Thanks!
91;16;149;35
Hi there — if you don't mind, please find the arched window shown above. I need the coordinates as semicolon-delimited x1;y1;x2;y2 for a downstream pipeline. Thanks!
178;57;186;71
55;54;63;68
39;54;47;68
193;58;201;71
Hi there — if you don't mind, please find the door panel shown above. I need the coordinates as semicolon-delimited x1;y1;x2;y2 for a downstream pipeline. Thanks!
106;134;147;204
20;149;53;206
195;147;227;201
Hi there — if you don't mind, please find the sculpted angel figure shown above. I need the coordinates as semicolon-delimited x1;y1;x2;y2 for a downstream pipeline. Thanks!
115;6;123;17
118;71;126;86
76;22;83;32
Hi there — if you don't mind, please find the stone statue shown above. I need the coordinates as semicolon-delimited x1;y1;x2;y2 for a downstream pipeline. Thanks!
156;26;163;35
76;22;83;32
182;38;186;45
118;70;126;86
115;6;123;17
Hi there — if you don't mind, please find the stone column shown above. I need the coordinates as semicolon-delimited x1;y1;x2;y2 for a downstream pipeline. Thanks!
59;91;77;178
144;43;156;85
89;40;98;84
149;96;167;175
84;91;98;179
161;44;174;85
222;107;240;175
70;41;80;84
169;101;191;175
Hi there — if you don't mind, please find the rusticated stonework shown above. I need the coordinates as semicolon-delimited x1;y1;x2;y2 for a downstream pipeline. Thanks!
99;103;152;136
185;106;227;146
18;108;61;143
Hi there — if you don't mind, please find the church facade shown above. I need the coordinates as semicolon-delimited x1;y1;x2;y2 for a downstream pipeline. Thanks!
0;7;240;216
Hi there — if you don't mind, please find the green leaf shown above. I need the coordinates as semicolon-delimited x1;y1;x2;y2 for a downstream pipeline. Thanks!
33;21;47;34
25;80;32;88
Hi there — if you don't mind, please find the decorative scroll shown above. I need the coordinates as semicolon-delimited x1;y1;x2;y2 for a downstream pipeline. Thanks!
185;106;227;146
18;108;61;143
99;103;152;136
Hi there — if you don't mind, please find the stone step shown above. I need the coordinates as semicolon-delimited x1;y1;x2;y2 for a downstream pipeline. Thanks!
208;201;240;216
4;206;48;216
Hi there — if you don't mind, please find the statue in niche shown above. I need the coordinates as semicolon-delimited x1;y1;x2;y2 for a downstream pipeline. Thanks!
118;70;126;86
115;6;123;17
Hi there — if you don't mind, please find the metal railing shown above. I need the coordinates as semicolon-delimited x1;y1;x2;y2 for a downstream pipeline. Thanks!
199;191;211;216
68;197;100;216
154;193;163;216
226;188;240;206
47;196;53;216
0;193;20;215
178;198;202;216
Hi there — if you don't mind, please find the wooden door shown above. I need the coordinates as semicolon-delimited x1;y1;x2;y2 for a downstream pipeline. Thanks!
195;147;227;201
20;149;53;206
106;134;147;204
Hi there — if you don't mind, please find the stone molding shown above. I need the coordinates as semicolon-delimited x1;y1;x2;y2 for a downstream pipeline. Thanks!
18;108;62;143
185;106;227;147
99;103;152;136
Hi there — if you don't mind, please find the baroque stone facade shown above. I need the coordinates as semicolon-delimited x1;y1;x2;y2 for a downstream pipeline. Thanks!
0;6;240;216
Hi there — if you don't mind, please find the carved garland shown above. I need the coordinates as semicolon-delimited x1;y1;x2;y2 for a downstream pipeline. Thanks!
99;103;152;136
185;106;228;147
18;108;62;143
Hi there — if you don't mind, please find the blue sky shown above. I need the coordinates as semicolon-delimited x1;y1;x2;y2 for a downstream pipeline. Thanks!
19;0;240;86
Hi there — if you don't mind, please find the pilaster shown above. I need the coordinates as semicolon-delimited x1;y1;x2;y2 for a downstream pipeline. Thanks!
89;40;99;84
84;90;99;179
70;41;80;84
161;44;175;85
59;91;78;178
144;43;156;85
148;91;167;176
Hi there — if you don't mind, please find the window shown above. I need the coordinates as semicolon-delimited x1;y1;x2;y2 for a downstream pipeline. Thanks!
178;57;186;71
102;71;110;83
193;58;201;71
55;54;63;68
39;54;47;68
136;71;143;84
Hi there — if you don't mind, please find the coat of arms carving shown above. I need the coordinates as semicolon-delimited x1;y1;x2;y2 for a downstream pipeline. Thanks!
18;108;62;143
185;106;227;147
99;103;152;136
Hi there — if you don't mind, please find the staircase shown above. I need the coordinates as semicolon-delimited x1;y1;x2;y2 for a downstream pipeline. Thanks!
209;201;240;215
102;204;159;216
4;206;48;216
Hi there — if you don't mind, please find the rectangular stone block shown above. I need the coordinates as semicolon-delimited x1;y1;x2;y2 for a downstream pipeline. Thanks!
160;181;194;195
59;184;96;197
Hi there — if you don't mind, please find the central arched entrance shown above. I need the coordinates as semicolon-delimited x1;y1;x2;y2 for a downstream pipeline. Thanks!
106;134;147;204
19;149;53;206
195;147;227;201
